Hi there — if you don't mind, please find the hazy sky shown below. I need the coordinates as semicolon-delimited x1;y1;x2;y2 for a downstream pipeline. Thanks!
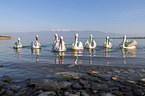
0;0;145;35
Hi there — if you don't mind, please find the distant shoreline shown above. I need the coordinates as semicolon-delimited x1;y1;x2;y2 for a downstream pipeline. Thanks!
0;36;12;40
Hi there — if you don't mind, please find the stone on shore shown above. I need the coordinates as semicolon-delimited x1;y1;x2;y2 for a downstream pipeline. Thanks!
10;85;21;92
55;72;81;79
38;91;56;96
87;70;98;75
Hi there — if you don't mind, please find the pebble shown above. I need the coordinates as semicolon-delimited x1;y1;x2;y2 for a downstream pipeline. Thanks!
1;75;12;83
10;85;21;92
38;91;56;96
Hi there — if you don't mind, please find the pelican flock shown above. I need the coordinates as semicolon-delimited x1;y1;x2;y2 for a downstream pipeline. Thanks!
14;37;22;48
84;34;97;49
104;36;112;48
71;33;84;50
13;34;139;53
31;35;41;49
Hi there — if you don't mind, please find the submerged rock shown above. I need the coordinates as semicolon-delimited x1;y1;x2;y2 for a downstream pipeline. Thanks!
87;70;98;75
55;72;81;79
1;75;12;83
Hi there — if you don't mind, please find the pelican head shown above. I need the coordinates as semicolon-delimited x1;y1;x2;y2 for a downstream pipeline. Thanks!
60;36;63;40
75;33;78;37
17;37;20;41
106;36;109;39
90;34;92;38
54;33;58;37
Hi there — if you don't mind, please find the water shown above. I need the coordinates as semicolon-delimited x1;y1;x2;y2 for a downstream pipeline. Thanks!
0;31;145;80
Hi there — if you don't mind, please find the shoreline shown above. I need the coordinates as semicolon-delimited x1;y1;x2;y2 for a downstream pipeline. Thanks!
0;65;145;96
0;36;12;40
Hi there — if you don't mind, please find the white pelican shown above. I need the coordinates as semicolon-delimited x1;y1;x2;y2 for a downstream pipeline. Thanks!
104;36;112;48
31;35;41;49
53;36;66;52
14;37;22;48
72;33;83;50
120;35;138;49
84;34;97;49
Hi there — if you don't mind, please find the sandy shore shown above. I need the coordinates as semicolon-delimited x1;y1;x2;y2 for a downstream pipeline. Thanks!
0;65;145;96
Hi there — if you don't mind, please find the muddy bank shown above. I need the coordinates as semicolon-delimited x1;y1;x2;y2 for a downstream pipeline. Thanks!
0;65;145;96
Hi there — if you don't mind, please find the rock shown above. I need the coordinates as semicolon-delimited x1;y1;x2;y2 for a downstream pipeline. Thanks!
72;83;82;89
64;91;71;96
133;89;143;96
81;91;89;96
84;83;91;89
105;81;115;87
68;92;80;96
111;75;118;80
101;93;115;96
34;90;43;95
6;90;14;96
35;79;67;91
1;75;12;83
113;90;124;96
79;80;88;86
141;78;145;82
18;87;29;95
91;83;108;91
10;85;21;92
0;88;6;95
61;81;72;89
0;81;5;89
38;91;56;96
87;70;98;75
123;91;134;96
55;72;81;79
122;80;137;88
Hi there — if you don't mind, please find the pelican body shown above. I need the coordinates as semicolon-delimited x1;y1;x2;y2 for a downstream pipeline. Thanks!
14;37;22;48
104;36;112;48
53;36;66;52
120;35;137;49
84;34;97;49
72;33;84;50
31;35;41;49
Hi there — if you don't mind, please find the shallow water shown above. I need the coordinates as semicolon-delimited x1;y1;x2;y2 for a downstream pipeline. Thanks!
0;31;145;80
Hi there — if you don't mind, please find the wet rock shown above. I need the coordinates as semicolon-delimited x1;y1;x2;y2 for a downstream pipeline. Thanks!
6;90;14;96
61;81;72;89
87;70;98;75
105;81;115;87
79;80;88;86
18;87;29;95
122;80;137;88
72;83;82;90
111;76;117;80
68;92;80;96
34;90;43;95
64;91;71;96
113;90;124;96
91;83;108;91
0;81;5;89
10;85;21;92
55;72;81;79
133;89;143;96
84;83;91;89
1;75;12;83
38;91;56;96
35;79;68;91
119;86;131;92
123;91;134;96
101;93;115;96
81;91;89;96
0;88;6;95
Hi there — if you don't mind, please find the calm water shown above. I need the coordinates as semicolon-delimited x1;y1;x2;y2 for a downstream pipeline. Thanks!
0;31;145;80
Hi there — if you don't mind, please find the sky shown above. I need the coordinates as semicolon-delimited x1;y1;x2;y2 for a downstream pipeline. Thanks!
0;0;145;36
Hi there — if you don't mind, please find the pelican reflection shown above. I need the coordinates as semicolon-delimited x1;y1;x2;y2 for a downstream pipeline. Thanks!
31;49;40;62
121;48;137;58
73;50;83;65
85;49;96;57
14;48;22;60
54;52;64;64
104;48;111;57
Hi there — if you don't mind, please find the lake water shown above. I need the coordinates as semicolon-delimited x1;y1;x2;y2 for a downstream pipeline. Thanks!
0;31;145;80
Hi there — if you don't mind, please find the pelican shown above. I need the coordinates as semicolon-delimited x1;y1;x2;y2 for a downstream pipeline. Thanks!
84;34;97;49
31;35;41;49
53;36;66;52
120;35;137;49
72;33;83;50
14;37;22;48
53;33;59;44
104;36;112;48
